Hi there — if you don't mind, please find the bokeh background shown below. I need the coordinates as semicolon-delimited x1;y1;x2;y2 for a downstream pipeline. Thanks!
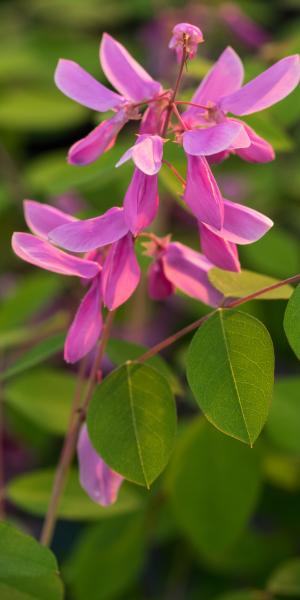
1;1;300;599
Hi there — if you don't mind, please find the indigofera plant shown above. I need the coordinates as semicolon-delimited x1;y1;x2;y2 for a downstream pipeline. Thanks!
10;22;300;554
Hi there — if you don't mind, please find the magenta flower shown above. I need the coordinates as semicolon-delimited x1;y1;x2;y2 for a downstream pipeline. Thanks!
199;198;273;272
12;202;142;360
182;47;300;162
77;424;123;506
55;33;162;165
12;201;103;363
145;236;222;307
169;23;204;62
49;205;142;311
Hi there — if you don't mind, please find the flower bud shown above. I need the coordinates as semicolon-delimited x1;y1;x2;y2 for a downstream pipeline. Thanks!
169;23;204;62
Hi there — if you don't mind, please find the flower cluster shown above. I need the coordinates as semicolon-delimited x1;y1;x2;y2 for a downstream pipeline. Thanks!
12;23;300;506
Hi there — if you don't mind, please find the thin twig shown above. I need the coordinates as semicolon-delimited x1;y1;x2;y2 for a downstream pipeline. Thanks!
162;45;188;137
162;160;186;187
137;274;300;362
40;310;115;547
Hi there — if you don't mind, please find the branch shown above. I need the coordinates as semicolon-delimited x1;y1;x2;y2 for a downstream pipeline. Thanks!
137;274;299;362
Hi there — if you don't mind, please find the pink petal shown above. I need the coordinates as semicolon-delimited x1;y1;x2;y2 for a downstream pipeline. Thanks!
199;223;240;272
220;55;300;116
140;101;168;135
100;33;162;102
205;198;273;245
102;233;140;310
116;135;164;175
12;233;99;278
183;46;243;122
68;112;128;166
162;242;222;307
49;207;128;253
184;155;224;229
24;200;76;239
183;120;249;156
55;59;124;111
235;122;275;163
123;168;159;235
65;277;103;363
148;259;174;300
78;424;124;506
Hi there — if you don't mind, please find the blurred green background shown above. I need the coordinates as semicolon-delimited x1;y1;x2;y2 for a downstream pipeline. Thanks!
1;0;300;599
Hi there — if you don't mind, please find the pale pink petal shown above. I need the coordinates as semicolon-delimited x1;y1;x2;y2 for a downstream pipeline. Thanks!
68;112;128;166
100;33;162;102
24;200;76;240
55;59;124;111
49;207;128;253
183;46;244;123
199;223;240;272
184;155;224;229
162;242;222;307
12;233;99;278
148;259;174;300
220;55;300;115
65;277;103;363
183;120;249;156
235;122;275;162
116;135;164;175
102;233;141;310
123;169;158;235
205;198;273;244
78;424;124;506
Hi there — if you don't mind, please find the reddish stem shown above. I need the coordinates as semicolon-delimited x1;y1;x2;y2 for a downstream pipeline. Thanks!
162;160;186;187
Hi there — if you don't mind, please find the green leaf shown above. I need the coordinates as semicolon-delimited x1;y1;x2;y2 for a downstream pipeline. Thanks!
240;229;300;280
0;89;87;131
65;513;145;600
0;272;64;331
167;419;262;558
7;468;142;520
213;591;268;600
87;362;177;487
266;377;300;453
186;309;274;445
284;285;300;359
268;557;300;596
0;332;65;382
107;337;182;395
208;268;293;300
243;113;293;152
4;368;76;435
0;522;63;600
25;141;131;196
0;312;67;351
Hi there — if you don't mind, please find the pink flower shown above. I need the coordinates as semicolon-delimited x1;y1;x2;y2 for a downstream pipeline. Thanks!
145;236;222;307
116;135;163;235
182;47;300;162
77;425;123;506
48;205;141;311
12;201;142;361
12;201;103;363
169;23;204;62
199;198;273;272
55;33;162;165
